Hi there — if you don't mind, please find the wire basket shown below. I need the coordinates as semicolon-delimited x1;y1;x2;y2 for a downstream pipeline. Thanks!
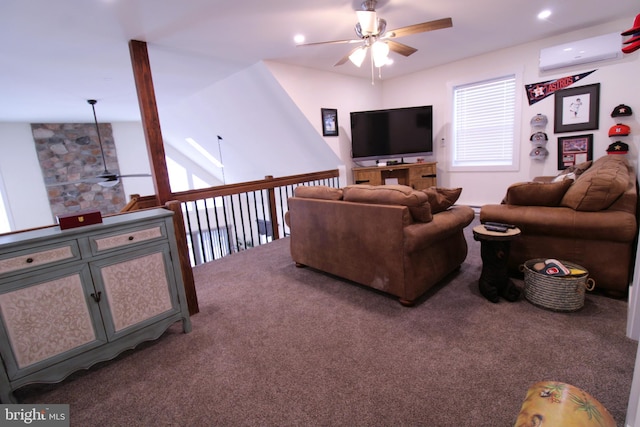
522;259;595;312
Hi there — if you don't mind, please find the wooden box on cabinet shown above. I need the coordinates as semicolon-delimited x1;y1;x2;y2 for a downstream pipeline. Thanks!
0;208;192;403
353;162;437;190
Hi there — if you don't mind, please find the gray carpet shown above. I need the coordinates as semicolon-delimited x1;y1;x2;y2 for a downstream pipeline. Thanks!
16;216;638;426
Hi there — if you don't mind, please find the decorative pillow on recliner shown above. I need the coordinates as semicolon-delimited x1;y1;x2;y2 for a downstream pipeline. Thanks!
504;179;573;206
560;156;629;211
342;184;432;222
294;185;343;200
552;160;592;182
422;187;462;213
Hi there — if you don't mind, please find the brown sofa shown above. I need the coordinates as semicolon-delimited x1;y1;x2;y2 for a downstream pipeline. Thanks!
287;184;475;305
480;155;638;297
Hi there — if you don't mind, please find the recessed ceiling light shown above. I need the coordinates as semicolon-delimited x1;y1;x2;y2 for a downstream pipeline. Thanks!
294;34;305;44
538;10;552;20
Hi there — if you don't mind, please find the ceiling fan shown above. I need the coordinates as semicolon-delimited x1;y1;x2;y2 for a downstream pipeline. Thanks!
47;99;151;188
297;0;452;82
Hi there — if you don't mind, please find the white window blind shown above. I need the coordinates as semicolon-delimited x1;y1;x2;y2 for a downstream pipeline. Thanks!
452;75;516;168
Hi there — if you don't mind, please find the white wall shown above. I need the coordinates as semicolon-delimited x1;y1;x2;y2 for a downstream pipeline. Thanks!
265;62;383;183
0;123;51;229
111;121;155;198
382;18;640;206
159;62;343;185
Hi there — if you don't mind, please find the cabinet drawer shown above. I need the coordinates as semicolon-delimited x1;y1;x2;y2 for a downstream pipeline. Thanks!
409;164;436;180
90;224;167;253
353;170;382;185
0;242;80;276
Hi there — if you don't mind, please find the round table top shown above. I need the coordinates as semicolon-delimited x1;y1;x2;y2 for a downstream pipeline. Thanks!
473;224;521;241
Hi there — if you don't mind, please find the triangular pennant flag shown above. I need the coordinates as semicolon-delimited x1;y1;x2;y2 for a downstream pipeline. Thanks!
525;70;597;105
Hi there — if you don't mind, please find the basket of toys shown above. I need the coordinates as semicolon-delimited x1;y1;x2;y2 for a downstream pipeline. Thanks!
522;259;595;312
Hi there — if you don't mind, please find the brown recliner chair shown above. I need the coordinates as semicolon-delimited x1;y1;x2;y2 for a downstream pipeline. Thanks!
480;155;638;297
287;184;475;305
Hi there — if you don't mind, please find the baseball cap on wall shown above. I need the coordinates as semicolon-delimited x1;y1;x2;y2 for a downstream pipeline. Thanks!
530;132;548;143
609;123;631;137
529;147;549;160
624;33;640;45
622;13;640;36
622;41;640;54
611;104;633;117
530;114;548;128
607;141;629;154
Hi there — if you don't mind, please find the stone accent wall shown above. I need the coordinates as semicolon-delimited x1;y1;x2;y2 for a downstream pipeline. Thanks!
31;123;126;220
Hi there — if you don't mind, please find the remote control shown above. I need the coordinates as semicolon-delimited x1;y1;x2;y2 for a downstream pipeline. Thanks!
484;221;516;229
484;225;508;232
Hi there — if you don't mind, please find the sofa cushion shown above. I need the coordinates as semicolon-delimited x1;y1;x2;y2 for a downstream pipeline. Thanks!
343;184;432;222
422;187;462;213
552;160;592;182
294;185;343;200
505;180;573;206
560;156;630;211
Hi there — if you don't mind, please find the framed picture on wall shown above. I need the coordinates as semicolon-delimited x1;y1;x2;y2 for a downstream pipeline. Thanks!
554;83;600;133
321;108;338;137
557;134;593;170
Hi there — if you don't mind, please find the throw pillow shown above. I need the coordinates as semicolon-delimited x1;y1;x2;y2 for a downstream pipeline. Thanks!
294;185;343;200
504;180;573;206
560;156;629;211
552;160;592;182
342;184;432;222
422;187;462;213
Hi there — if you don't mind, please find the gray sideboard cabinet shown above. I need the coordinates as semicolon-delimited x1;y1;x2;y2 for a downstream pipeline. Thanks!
0;208;192;403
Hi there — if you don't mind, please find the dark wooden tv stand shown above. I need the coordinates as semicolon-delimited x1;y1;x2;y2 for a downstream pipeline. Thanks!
352;162;437;190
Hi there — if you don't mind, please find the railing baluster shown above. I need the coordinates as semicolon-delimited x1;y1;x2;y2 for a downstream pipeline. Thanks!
140;169;339;266
182;202;197;266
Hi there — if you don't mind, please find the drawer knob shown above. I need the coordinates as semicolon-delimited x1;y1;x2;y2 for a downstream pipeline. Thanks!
90;292;102;303
25;257;34;264
128;236;134;241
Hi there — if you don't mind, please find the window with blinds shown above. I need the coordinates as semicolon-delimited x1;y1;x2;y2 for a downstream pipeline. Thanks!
452;75;517;170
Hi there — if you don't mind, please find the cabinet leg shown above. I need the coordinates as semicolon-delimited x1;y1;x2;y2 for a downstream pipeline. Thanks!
182;316;192;333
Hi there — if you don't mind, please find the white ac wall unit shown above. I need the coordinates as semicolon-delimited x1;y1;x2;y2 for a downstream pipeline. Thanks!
539;32;622;71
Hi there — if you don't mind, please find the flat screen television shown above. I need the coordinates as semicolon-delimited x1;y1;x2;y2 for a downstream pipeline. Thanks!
350;105;433;162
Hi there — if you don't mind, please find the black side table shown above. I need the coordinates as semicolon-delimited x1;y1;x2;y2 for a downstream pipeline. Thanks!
472;225;522;303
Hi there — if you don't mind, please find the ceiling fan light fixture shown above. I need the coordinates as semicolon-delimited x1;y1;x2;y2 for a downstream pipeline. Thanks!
372;40;390;67
96;171;120;187
349;47;367;67
98;179;120;188
356;10;378;35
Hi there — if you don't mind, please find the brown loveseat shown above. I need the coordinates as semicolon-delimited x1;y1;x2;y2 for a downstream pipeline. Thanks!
287;184;475;305
480;155;638;297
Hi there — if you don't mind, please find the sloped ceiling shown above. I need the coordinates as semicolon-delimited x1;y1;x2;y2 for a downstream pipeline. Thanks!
0;0;637;122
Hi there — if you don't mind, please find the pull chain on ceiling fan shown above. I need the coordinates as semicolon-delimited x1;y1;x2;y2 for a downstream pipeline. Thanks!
88;99;119;188
297;0;452;84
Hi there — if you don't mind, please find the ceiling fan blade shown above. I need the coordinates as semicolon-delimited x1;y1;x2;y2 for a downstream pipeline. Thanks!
45;172;150;187
46;177;106;186
387;17;452;38
298;39;362;47
334;46;365;66
117;173;152;178
387;40;417;57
